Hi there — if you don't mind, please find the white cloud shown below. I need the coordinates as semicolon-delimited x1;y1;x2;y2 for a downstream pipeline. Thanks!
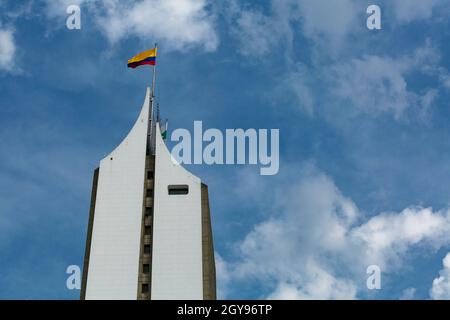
227;2;448;120
45;0;218;51
329;55;413;118
226;0;295;57
228;0;450;56
440;74;450;89
218;166;450;299
231;9;277;57
352;207;450;269
280;63;315;114
326;42;447;119
430;252;450;300
267;264;357;300
221;0;450;123
391;0;447;24
284;42;446;120
215;253;232;299
0;27;16;72
400;287;416;300
295;0;358;48
227;0;360;57
97;0;218;50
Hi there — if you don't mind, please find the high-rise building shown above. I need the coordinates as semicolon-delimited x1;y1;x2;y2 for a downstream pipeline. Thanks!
80;87;216;300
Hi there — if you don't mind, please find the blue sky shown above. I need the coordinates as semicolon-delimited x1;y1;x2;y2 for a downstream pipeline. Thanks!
1;0;450;299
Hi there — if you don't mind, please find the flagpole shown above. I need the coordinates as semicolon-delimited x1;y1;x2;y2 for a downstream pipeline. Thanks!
149;43;158;154
151;43;157;99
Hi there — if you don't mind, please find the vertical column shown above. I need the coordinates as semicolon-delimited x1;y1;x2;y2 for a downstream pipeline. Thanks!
80;168;99;300
137;155;156;299
201;183;217;300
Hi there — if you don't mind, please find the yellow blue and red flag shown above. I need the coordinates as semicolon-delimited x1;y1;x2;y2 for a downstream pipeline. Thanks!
127;48;157;68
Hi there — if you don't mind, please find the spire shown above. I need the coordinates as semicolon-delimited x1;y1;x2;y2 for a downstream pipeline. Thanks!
146;43;167;154
151;43;158;98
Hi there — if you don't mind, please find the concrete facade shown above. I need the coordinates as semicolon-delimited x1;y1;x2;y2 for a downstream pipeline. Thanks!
151;125;204;299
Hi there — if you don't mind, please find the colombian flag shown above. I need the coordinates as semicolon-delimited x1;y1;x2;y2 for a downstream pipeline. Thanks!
127;48;157;68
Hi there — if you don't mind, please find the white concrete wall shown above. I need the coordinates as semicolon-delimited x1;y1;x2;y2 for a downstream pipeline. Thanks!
85;88;150;300
151;124;203;299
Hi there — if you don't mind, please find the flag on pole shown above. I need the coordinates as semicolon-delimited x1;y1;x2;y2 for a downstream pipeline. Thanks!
127;48;157;68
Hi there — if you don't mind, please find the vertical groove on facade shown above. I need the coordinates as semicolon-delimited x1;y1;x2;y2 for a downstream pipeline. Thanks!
137;155;155;299
80;168;99;300
201;183;217;300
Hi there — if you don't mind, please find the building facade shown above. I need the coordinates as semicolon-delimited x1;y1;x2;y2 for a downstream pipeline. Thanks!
80;88;216;300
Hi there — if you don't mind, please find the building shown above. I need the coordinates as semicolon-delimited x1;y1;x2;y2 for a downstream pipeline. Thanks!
80;87;216;300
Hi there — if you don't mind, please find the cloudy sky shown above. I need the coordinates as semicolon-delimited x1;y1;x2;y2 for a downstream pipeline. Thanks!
1;0;450;299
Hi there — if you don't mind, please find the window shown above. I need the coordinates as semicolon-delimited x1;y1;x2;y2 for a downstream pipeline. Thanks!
142;283;149;293
144;244;151;254
143;264;150;274
168;184;189;195
145;226;151;235
146;189;153;197
145;207;152;215
147;171;154;180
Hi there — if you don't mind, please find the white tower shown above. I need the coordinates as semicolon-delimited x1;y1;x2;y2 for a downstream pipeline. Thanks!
80;88;216;300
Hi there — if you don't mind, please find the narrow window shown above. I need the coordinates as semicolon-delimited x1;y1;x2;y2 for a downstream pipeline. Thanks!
146;189;153;197
142;283;149;293
145;226;151;235
144;244;151;254
147;171;154;180
168;184;189;195
143;264;150;274
145;207;152;215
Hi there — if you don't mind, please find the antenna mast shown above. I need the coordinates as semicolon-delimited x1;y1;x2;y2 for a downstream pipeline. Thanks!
148;43;158;154
151;43;158;99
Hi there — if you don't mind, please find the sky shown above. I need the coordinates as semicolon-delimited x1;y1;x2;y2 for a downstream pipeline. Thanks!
1;0;450;300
